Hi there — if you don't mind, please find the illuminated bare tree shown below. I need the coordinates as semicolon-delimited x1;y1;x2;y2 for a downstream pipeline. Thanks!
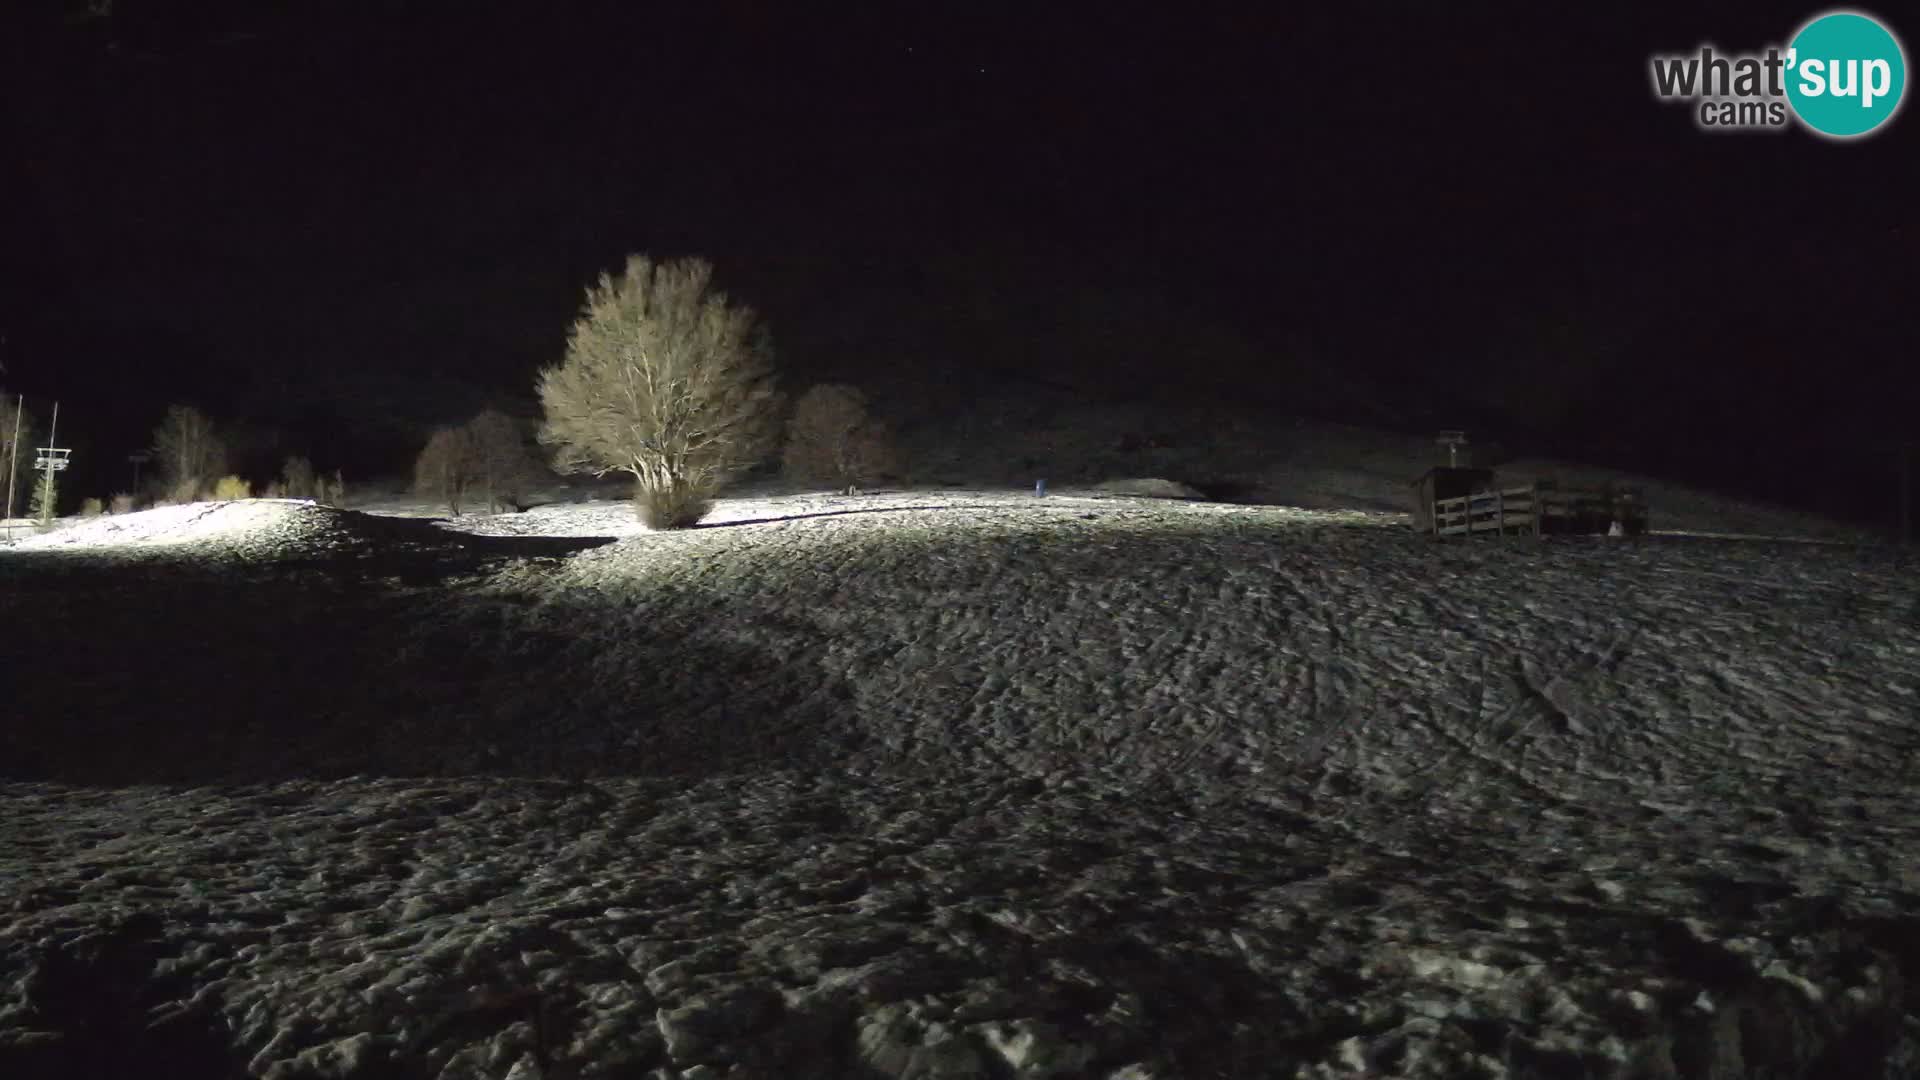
537;255;782;528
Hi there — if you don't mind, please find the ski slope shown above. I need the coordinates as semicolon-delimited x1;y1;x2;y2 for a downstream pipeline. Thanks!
2;490;1916;1078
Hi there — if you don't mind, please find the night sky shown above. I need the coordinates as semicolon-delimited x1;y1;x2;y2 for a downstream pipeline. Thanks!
2;2;1914;521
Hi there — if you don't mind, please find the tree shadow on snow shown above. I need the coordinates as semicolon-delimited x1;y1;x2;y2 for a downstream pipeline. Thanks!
0;533;852;788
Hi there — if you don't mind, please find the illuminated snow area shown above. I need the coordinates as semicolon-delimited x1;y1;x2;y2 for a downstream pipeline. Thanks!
2;490;1917;1078
12;498;344;551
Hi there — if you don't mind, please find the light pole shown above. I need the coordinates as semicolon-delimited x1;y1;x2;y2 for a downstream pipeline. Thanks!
35;401;66;526
4;393;20;523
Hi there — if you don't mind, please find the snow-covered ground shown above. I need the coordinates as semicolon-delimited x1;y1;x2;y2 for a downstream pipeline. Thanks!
2;487;1917;1078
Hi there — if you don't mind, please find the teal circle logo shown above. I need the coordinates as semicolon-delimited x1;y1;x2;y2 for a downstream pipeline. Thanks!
1786;11;1907;138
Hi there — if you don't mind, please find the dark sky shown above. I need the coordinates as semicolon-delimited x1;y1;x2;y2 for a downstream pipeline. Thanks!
1;1;1914;508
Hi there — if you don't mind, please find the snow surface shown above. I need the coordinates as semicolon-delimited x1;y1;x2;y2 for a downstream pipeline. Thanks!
2;491;1918;1078
11;499;349;551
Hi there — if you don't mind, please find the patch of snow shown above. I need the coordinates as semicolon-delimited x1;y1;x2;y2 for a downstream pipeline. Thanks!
10;499;335;551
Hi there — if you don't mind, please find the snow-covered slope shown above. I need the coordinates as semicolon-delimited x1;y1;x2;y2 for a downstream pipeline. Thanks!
11;499;361;554
2;493;1916;1078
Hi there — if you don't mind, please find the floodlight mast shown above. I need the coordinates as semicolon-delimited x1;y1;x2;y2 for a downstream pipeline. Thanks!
39;401;59;525
4;393;19;522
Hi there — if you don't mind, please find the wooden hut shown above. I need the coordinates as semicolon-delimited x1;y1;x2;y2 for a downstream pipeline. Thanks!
1409;466;1494;533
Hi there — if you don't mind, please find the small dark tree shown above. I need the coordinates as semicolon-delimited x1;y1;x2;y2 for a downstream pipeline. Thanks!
29;463;58;523
152;404;226;504
280;455;317;500
782;383;899;494
537;255;782;528
464;408;547;513
414;427;476;516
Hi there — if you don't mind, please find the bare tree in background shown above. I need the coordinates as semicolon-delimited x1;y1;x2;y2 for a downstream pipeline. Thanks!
537;255;782;528
465;408;547;513
279;455;317;500
783;383;899;494
151;404;227;503
414;426;477;516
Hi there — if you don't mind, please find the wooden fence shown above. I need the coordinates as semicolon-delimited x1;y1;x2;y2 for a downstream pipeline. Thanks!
1431;482;1647;538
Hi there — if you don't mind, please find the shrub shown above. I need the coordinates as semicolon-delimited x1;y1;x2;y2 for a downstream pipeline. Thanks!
280;455;317;500
211;475;252;500
110;493;136;515
80;497;104;517
537;254;781;529
414;426;476;515
783;383;899;494
635;478;712;530
151;404;226;503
